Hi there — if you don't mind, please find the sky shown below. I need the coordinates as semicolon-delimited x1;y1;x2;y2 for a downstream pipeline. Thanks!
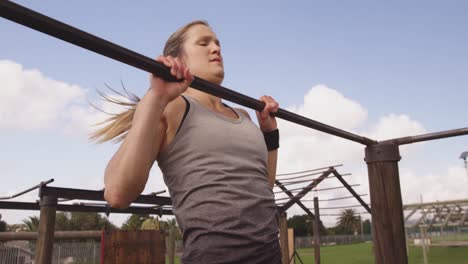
1;0;467;227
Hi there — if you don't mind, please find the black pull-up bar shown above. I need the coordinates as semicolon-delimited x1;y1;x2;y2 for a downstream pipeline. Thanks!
0;0;377;146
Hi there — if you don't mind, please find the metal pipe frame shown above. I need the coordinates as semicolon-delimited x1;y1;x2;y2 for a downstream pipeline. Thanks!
0;201;173;216
0;179;54;200
40;186;172;206
276;165;342;177
332;171;371;213
279;168;334;211
0;1;375;146
275;180;317;220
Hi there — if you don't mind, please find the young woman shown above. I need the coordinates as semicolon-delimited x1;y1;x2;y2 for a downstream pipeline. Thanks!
92;20;281;263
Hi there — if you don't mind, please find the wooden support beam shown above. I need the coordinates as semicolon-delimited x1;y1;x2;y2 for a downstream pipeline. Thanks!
0;231;101;241
275;179;317;220
411;210;429;228
313;197;321;264
280;169;333;211
35;195;57;264
404;206;420;222
443;208;454;228
279;212;289;264
365;143;407;264
332;170;371;214
459;208;468;227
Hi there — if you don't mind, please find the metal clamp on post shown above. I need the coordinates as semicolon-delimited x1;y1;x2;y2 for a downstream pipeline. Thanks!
364;142;401;163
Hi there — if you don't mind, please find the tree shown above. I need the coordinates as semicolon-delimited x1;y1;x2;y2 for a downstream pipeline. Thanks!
121;214;152;230
0;214;7;232
141;218;160;230
336;209;360;235
287;214;327;236
362;219;371;234
22;216;40;232
165;218;182;240
287;215;312;236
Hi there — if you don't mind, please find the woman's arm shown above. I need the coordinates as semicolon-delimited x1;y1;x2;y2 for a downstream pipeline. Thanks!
266;149;278;188
104;56;193;209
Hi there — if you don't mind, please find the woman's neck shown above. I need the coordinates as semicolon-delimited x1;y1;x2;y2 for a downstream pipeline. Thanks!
184;88;224;110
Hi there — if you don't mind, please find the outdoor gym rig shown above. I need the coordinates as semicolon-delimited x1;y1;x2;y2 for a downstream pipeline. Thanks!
1;1;468;264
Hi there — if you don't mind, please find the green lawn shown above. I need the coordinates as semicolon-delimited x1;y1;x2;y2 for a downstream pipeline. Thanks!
166;242;468;264
294;243;468;264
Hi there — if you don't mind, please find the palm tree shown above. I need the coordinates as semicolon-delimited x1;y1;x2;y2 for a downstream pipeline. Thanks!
22;216;40;232
337;209;360;235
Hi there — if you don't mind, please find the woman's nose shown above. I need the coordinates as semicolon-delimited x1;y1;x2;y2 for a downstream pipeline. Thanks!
210;43;221;54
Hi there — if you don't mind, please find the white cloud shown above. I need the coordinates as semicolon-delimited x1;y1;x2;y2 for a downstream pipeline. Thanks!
0;60;131;137
274;84;461;226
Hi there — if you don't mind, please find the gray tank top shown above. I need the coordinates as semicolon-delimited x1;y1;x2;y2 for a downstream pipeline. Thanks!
158;95;280;263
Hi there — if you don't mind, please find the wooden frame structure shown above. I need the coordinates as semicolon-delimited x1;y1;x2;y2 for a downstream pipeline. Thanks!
274;166;370;264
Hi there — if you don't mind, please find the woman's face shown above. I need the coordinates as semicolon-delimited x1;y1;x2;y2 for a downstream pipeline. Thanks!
181;25;224;84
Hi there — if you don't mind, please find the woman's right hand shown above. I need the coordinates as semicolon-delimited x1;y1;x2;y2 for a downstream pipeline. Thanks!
149;55;194;105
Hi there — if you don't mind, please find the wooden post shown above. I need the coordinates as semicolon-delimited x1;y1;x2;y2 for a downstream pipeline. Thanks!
365;143;408;264
313;197;321;264
34;195;57;264
168;227;175;264
288;228;295;264
279;212;289;264
420;226;428;264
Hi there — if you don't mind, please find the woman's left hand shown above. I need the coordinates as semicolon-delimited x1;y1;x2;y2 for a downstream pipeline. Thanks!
256;95;279;132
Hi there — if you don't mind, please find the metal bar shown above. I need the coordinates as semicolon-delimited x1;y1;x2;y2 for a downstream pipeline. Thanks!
459;208;468;227
276;171;327;182
403;199;468;210
0;231;101;241
443;208;453;228
277;172;351;184
41;186;172;205
0;1;376;146
411;210;429;228
383;127;468;145
0;179;54;200
404;206;420;222
333;171;371;214
281;169;334;211
275;180;316;219
0;201;173;215
309;204;369;210
275;193;305;202
315;184;360;192
276;165;342;177
318;194;368;202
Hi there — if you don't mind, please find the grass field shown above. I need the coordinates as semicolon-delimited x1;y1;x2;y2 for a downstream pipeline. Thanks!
294;243;468;264
167;242;468;264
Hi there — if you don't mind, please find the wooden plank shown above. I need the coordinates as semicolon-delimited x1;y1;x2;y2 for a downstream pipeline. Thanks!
103;230;165;264
34;195;57;264
288;228;294;264
0;231;101;241
366;161;407;264
279;212;289;264
313;197;321;264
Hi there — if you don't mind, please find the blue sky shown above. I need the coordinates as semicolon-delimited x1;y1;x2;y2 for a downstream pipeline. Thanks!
1;0;467;226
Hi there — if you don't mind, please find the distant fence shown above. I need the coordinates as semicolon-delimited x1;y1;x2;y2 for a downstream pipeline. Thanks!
295;234;373;248
0;240;100;264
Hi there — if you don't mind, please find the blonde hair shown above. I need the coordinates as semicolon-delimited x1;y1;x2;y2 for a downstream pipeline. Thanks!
89;20;209;144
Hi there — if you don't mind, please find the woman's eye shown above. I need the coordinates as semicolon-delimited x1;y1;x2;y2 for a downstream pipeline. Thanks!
199;42;208;46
